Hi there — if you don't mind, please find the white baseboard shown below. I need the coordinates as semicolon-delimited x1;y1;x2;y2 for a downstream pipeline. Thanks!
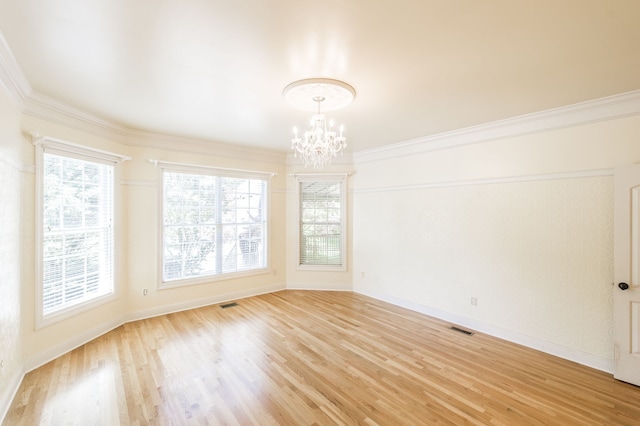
0;367;24;425
22;283;286;376
286;281;353;291
23;316;126;373
355;289;614;374
8;284;613;425
127;282;286;322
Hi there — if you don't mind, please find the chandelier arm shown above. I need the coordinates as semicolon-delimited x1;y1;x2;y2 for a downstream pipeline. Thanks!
285;79;353;168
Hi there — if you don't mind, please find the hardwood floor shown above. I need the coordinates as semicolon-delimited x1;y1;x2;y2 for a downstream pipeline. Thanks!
5;290;640;425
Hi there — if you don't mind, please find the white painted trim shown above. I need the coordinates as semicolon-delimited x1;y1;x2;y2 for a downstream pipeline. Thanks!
22;283;285;375
32;133;131;163
294;174;349;272
355;169;614;194
0;367;24;425
5;284;614;422
353;90;640;164
3;24;640;167
129;131;287;165
0;30;31;107
286;283;353;291
2;28;640;166
355;289;614;374
23;92;130;144
126;283;285;322
23;315;125;373
120;180;157;187
148;158;277;178
0;150;34;173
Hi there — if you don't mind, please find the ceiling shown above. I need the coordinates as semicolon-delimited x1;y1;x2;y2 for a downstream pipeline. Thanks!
1;0;639;155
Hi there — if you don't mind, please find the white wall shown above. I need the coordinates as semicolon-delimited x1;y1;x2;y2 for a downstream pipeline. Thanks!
0;86;25;420
352;114;640;371
121;144;288;321
0;98;289;419
2;31;640;419
16;115;289;370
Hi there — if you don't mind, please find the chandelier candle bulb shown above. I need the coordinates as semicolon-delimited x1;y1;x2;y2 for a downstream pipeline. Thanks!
283;78;355;168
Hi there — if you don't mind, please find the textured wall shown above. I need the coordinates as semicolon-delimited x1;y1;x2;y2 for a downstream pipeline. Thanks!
354;176;614;359
351;115;640;366
0;90;24;418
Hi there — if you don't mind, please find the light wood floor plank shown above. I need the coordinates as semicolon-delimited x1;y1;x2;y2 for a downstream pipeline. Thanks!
4;290;640;425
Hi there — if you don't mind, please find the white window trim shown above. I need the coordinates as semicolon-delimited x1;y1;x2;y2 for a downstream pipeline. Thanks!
34;135;129;329
294;173;348;272
153;159;274;289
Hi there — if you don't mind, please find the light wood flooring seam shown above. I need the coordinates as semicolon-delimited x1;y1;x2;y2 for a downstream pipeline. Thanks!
4;290;640;425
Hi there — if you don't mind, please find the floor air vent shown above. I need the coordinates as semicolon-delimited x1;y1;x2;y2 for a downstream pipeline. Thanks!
450;326;474;336
220;302;238;309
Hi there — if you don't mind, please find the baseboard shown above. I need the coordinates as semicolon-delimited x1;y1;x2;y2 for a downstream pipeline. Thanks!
355;289;615;374
0;367;24;425
22;283;286;376
127;282;286;323
9;284;613;424
23;316;126;374
286;282;352;291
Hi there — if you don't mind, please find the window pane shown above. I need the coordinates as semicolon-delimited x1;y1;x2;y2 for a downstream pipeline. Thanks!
299;179;344;267
41;152;114;316
162;170;268;284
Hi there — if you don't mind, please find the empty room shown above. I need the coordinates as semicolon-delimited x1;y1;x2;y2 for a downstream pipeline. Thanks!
1;1;640;424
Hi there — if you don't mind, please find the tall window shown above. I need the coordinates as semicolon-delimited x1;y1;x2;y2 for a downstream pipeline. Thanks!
297;175;347;270
161;166;269;286
36;138;126;326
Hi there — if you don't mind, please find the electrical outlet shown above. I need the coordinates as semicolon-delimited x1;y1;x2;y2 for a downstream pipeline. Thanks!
471;297;477;306
143;289;148;296
361;272;365;278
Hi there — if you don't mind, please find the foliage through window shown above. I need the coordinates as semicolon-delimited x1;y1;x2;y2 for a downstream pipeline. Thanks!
162;169;268;285
298;176;346;269
40;151;115;318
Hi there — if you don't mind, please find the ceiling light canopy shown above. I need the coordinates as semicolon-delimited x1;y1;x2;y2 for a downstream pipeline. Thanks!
283;78;356;169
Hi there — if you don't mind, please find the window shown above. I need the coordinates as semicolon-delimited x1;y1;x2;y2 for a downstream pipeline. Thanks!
36;137;127;326
296;175;347;270
161;165;269;286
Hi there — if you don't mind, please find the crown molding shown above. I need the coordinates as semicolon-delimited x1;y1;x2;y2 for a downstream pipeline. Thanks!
353;90;640;164
0;32;31;108
0;30;286;163
127;130;287;165
23;92;130;143
3;30;640;166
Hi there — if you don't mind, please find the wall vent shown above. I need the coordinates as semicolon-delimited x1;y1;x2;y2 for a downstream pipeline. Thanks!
450;326;474;336
220;302;238;309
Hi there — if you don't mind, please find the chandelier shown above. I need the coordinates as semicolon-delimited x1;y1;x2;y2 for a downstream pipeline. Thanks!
283;78;356;169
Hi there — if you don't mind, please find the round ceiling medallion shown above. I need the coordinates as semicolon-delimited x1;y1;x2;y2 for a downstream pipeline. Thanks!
283;78;356;112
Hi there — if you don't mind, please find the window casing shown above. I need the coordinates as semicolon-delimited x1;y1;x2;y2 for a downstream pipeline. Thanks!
35;137;127;327
296;174;347;271
160;164;270;287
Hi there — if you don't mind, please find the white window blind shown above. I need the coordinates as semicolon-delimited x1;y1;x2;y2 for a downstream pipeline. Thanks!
41;152;114;316
162;169;268;284
299;179;344;267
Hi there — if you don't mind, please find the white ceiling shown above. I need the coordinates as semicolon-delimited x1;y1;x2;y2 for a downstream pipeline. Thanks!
1;0;639;154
